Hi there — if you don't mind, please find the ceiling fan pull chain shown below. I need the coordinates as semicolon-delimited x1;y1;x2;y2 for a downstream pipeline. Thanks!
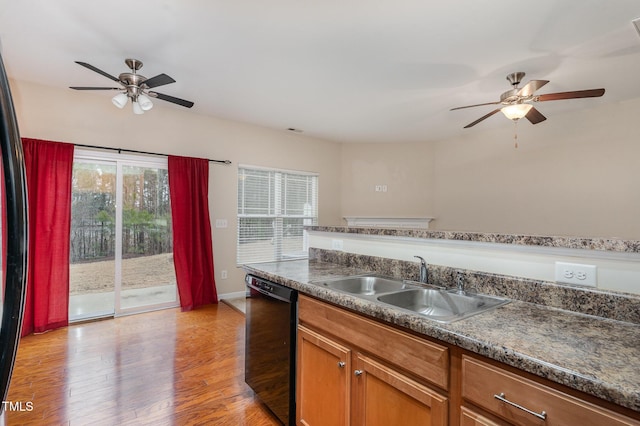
513;121;519;148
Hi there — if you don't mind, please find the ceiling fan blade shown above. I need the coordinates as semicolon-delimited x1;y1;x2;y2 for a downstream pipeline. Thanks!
536;88;605;102
143;73;176;89
75;61;121;83
463;108;501;128
525;107;547;124
69;86;121;90
148;91;194;108
517;80;549;97
450;101;500;111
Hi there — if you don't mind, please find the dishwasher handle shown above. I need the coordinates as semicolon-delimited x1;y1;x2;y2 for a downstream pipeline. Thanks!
247;280;295;303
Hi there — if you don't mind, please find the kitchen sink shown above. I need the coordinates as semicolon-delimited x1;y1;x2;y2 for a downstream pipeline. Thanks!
377;288;510;323
313;274;510;323
315;275;414;296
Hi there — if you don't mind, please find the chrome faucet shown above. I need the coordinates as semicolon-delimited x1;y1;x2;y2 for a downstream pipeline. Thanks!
414;256;428;284
456;271;465;294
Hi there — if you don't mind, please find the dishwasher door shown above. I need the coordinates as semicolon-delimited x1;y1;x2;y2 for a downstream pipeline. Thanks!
245;274;297;425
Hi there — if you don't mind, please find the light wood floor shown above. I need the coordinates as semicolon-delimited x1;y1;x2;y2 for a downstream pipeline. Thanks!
2;303;281;425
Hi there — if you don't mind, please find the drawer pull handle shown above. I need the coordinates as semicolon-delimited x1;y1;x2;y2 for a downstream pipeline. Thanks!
354;370;363;376
338;361;345;368
494;393;547;420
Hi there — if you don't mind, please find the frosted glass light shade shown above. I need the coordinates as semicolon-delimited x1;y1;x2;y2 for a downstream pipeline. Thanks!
137;94;153;111
112;93;129;109
501;103;533;120
132;101;144;115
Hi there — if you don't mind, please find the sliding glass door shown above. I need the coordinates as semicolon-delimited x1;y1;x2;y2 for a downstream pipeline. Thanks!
69;160;117;319
119;164;176;311
69;151;178;321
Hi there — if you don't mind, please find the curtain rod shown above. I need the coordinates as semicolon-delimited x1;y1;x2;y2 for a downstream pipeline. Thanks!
73;143;232;165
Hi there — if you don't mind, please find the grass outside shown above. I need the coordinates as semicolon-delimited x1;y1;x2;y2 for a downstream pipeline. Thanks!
69;253;175;295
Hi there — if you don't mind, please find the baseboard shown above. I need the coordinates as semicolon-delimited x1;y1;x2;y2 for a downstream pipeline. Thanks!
218;291;246;300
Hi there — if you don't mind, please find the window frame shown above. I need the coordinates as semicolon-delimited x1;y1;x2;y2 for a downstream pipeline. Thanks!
237;164;318;265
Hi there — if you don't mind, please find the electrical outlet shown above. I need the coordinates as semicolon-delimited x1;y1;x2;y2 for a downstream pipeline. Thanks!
331;239;344;251
554;262;597;287
221;270;228;279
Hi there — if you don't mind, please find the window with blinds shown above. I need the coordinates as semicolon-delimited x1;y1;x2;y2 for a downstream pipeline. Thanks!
237;166;318;265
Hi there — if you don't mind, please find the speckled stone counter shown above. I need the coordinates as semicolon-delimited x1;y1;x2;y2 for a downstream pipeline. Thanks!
307;226;640;253
243;259;640;413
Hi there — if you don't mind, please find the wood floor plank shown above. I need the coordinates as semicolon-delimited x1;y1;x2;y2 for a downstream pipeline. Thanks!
2;303;281;425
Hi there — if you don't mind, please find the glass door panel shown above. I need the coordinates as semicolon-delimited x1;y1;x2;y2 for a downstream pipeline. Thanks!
69;161;117;321
70;152;179;321
119;165;177;312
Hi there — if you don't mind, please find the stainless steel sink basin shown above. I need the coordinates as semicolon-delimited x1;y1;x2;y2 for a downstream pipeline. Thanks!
377;289;509;323
315;275;414;296
313;274;509;323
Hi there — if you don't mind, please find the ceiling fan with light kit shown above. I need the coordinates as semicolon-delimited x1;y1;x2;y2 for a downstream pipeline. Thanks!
451;72;605;129
70;58;194;114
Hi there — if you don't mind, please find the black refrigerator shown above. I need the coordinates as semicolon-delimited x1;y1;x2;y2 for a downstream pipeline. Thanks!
0;50;29;410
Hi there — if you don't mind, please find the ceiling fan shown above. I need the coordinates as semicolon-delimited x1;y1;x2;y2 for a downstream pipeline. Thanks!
70;58;194;114
451;72;605;128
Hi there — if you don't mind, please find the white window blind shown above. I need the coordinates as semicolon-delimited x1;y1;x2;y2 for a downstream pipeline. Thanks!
237;166;318;265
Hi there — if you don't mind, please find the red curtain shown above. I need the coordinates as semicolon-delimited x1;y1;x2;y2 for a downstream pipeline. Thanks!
21;138;74;336
168;156;218;310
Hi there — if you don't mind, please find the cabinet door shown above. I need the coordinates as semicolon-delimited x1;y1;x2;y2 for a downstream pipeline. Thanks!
352;353;448;426
297;325;351;426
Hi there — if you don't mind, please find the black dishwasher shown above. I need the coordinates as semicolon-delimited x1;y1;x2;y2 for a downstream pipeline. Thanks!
245;274;297;426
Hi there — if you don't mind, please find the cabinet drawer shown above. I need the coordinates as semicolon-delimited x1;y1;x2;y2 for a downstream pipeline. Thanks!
299;295;449;390
461;356;640;426
460;406;503;426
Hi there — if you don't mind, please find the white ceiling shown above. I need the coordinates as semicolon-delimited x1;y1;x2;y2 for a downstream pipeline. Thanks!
1;0;639;143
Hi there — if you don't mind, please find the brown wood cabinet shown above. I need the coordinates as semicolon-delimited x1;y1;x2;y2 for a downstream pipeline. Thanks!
297;295;448;425
297;325;351;425
297;295;640;426
352;352;448;425
460;356;640;426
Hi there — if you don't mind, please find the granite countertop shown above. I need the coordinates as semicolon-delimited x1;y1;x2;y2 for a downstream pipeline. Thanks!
243;259;640;413
306;226;640;253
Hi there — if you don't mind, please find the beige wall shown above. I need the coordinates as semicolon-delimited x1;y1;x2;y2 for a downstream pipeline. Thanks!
340;141;435;220
341;98;640;239
10;79;343;295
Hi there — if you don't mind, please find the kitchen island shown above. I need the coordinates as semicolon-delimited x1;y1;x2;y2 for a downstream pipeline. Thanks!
243;258;640;424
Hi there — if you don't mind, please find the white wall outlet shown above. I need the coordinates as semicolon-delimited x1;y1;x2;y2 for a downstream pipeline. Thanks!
381;185;387;192
554;262;597;287
215;219;228;228
220;270;228;279
331;239;344;250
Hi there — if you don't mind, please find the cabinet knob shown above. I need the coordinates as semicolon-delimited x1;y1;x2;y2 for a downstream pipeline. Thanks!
354;370;363;376
338;361;345;368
